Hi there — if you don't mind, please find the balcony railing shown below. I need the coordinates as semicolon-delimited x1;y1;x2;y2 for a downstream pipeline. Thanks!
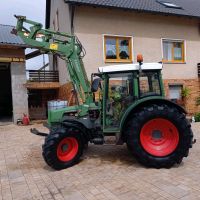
198;63;200;78
27;70;59;82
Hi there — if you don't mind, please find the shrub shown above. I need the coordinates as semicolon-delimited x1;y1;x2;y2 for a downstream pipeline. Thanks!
194;112;200;122
196;96;200;106
181;87;191;98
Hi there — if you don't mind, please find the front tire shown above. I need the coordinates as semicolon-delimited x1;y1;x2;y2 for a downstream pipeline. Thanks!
125;104;193;168
42;127;84;170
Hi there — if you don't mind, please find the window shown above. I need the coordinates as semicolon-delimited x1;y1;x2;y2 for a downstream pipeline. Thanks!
169;85;183;102
104;36;132;63
139;72;161;98
162;40;185;63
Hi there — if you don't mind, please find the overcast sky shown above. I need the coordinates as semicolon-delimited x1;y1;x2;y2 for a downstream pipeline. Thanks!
0;0;48;70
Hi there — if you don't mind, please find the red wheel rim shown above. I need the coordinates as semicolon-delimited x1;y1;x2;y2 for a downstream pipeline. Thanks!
140;118;179;157
57;137;78;162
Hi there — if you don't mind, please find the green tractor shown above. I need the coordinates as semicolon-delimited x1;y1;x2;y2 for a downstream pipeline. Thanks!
13;16;194;170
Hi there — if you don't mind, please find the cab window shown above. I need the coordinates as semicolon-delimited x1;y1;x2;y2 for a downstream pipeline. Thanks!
139;72;161;98
105;73;134;128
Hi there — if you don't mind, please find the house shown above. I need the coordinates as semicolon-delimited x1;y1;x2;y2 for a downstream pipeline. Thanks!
46;0;200;114
0;24;28;124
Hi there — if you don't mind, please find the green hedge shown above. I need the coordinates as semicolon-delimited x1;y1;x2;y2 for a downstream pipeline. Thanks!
194;113;200;122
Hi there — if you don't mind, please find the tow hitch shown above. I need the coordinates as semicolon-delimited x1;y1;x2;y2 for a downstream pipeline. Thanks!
30;128;48;137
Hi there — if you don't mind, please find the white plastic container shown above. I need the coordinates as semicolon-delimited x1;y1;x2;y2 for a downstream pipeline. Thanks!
48;100;68;111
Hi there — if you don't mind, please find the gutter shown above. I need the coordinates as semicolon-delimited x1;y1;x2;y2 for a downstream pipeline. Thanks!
70;4;75;34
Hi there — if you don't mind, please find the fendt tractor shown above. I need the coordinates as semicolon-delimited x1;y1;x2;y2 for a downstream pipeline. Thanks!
13;16;195;170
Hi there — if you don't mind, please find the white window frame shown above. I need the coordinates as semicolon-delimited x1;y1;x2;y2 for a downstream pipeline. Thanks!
168;84;183;100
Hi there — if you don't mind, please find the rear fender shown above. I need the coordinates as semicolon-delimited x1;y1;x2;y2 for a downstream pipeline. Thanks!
119;97;186;142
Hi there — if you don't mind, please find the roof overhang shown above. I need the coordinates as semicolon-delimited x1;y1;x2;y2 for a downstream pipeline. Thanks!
45;0;200;36
0;43;27;49
65;0;200;20
26;50;42;60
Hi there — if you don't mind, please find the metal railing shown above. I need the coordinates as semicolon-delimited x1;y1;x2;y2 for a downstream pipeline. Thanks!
198;63;200;78
27;70;59;82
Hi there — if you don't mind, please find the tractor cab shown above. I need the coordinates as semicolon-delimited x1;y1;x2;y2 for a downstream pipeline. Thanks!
98;62;164;131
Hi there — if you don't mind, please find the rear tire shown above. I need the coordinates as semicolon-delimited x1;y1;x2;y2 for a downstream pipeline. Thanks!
42;127;84;170
125;104;193;168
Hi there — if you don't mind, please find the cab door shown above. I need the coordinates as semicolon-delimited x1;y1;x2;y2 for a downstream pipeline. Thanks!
103;72;135;132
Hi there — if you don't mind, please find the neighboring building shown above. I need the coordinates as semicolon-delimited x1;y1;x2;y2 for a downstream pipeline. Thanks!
0;24;28;124
46;0;200;114
0;24;60;123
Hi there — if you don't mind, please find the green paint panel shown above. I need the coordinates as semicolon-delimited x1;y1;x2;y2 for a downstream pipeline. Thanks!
48;106;79;124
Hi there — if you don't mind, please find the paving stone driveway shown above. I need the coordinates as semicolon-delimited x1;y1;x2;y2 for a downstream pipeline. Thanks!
0;123;199;200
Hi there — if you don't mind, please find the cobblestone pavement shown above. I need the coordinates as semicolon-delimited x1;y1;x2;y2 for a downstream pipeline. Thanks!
0;123;199;200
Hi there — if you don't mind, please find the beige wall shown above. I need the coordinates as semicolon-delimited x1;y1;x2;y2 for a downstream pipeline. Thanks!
49;0;71;84
73;6;200;80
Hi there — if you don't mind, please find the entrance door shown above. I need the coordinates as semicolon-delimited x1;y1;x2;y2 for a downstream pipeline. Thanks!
0;63;13;122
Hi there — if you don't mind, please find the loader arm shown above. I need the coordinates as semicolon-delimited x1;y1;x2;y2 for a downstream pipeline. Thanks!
13;15;93;104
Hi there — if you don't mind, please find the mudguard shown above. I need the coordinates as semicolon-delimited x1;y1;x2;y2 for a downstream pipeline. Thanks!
119;97;187;141
61;119;90;143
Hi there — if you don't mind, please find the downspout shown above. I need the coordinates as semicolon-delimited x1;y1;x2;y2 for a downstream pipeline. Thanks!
70;5;75;34
45;0;51;29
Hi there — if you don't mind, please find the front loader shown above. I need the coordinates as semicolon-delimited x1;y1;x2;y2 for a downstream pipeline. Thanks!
13;16;194;170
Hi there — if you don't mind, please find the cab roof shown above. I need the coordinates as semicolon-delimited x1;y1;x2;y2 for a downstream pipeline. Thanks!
98;63;162;73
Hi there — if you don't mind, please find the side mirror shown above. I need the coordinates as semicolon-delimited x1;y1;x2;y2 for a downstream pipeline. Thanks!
91;78;101;92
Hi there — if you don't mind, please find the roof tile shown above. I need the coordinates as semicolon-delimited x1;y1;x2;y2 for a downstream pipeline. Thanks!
65;0;200;18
